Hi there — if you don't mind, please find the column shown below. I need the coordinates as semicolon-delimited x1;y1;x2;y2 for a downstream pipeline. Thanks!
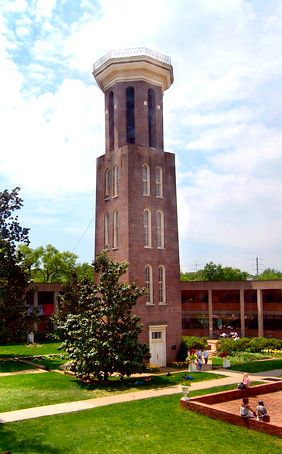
33;288;38;333
257;289;264;337
208;289;213;339
240;288;245;337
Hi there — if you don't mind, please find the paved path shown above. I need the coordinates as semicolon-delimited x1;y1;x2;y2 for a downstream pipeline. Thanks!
0;369;277;424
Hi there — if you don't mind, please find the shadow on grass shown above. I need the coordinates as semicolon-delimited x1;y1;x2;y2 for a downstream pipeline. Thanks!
75;371;224;393
0;424;60;454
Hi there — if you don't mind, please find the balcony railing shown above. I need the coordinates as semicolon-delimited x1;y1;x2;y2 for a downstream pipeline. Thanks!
93;47;171;71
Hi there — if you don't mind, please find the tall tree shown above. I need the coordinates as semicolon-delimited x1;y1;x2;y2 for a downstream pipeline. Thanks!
0;187;30;342
55;251;150;381
18;244;93;282
181;262;249;281
257;268;282;280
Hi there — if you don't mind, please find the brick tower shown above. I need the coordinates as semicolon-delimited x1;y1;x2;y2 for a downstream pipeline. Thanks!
93;48;181;365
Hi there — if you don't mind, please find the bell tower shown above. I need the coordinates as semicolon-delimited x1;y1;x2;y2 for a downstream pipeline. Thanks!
93;48;181;365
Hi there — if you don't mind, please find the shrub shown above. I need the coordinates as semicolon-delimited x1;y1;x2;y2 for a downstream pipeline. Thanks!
217;338;251;355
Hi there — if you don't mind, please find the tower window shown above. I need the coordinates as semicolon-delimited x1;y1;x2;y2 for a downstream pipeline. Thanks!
155;166;163;198
158;265;166;304
113;209;119;248
156;210;164;248
145;265;153;304
113;164;120;197
109;91;114;150
126;86;135;144
104;168;111;199
144;209;152;248
142;164;150;196
104;211;110;249
148;89;156;148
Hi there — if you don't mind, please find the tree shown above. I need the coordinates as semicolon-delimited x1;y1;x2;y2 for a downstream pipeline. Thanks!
55;251;150;381
0;187;30;342
257;268;282;280
18;244;94;283
181;262;248;281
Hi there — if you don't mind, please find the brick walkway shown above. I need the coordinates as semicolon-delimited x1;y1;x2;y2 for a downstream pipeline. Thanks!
212;390;282;428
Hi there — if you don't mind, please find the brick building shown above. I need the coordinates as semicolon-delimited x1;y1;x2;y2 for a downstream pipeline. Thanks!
92;48;182;365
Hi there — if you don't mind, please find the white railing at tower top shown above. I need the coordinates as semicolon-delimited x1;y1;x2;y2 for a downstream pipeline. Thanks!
93;48;171;71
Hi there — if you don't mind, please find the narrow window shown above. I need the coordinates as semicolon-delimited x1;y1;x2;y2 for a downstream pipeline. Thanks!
104;212;110;249
113;210;119;248
113;164;119;197
158;265;166;304
145;265;153;304
109;91;114;150
126;86;135;143
156;210;164;248
148;89;156;148
144;209;152;248
142;164;150;196
104;168;111;199
155;166;163;198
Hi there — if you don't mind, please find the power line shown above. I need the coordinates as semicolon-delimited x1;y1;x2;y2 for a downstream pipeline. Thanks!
72;216;95;255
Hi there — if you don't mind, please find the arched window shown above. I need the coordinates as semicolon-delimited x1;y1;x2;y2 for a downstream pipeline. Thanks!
144;209;152;247
145;265;153;304
155;166;163;198
104;212;110;249
156;210;164;248
108;91;114;150
158;265;166;304
126;86;135;143
142;163;150;196
104;168;111;199
113;210;119;248
148;88;156;148
113;164;119;197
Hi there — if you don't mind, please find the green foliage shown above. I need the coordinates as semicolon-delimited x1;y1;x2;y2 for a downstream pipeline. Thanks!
18;244;82;283
217;336;282;355
181;262;249;281
257;268;282;280
178;336;208;360
56;251;150;381
0;187;30;342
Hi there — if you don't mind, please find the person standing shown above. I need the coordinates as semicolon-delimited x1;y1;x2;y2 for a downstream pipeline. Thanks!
203;349;209;364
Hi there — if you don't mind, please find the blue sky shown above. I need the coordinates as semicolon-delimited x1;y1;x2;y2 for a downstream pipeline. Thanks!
1;0;282;274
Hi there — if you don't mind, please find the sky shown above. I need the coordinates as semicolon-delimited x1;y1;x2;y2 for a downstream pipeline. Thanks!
1;0;282;274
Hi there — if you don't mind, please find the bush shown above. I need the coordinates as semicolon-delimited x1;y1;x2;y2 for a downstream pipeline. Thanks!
248;337;282;352
217;338;251;355
178;336;208;361
217;337;282;355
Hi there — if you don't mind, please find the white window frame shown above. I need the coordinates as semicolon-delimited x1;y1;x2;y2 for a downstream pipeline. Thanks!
156;210;164;248
142;163;150;196
144;209;152;248
145;265;153;305
104;211;110;249
113;209;119;249
104;168;111;199
158;265;166;304
113;164;120;197
155;166;163;198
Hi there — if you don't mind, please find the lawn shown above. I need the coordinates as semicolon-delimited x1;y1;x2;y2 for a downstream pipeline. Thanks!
230;359;282;373
0;371;224;412
0;360;36;373
0;392;281;453
0;342;61;357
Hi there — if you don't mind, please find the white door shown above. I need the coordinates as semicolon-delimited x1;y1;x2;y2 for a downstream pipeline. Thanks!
149;326;166;367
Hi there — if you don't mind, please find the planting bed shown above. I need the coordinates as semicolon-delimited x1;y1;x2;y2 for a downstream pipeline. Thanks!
181;381;282;437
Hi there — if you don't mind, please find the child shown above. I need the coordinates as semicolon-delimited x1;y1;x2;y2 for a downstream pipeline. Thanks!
256;400;268;421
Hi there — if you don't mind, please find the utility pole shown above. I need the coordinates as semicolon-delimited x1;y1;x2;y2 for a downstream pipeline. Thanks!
255;257;263;276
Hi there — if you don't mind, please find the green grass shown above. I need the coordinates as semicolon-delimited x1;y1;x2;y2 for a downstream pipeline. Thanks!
230;359;282;373
0;393;282;453
0;342;61;357
0;371;224;412
0;360;37;373
28;356;66;370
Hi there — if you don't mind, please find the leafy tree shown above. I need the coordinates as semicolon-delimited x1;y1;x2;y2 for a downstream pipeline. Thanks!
0;187;30;342
181;262;248;281
257;268;282;280
55;251;150;381
18;244;94;283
